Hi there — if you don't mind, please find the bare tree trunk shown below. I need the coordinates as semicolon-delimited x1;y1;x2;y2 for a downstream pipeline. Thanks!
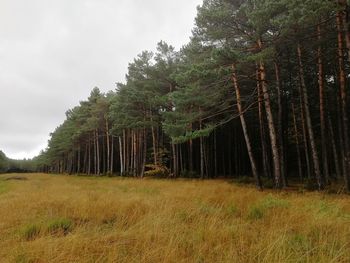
123;130;127;174
88;136;91;175
327;112;342;180
337;95;346;179
77;145;81;174
96;129;100;175
257;66;270;179
119;136;123;175
172;143;177;177
133;130;137;177
317;25;330;184
199;118;205;179
151;126;158;165
213;130;218;177
340;0;350;61
141;128;147;178
94;131;97;175
150;109;158;165
83;142;88;174
274;62;287;187
258;57;281;188
299;94;311;180
336;8;350;191
232;64;262;189
297;44;323;190
292;103;303;181
110;136;114;174
105;118;110;174
189;124;194;172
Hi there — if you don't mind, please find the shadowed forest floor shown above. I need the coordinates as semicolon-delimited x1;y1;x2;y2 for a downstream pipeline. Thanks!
0;173;349;263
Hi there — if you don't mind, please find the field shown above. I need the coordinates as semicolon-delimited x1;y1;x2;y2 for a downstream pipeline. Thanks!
0;174;349;263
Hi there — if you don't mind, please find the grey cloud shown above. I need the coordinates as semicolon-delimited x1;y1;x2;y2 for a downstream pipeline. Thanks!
0;0;202;159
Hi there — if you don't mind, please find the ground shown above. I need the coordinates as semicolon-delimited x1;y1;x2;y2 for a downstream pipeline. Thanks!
0;173;349;263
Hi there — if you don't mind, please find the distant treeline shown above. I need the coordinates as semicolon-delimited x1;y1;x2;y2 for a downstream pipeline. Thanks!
0;151;34;173
27;0;350;191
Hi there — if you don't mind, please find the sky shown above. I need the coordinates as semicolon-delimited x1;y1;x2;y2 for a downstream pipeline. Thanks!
0;0;203;160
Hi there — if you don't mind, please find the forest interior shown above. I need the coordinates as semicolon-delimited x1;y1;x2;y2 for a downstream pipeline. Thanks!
1;0;350;262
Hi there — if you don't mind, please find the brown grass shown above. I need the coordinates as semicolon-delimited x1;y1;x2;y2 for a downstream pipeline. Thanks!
0;173;349;263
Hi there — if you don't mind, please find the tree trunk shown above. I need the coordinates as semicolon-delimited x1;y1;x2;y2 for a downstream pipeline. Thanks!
96;129;100;175
297;43;323;190
105;118;110;174
119;136;123;175
133;130;137;177
336;8;350;191
327;112;342;180
232;64;262;189
93;131;97;175
172;143;177;177
274;62;287;187
213;130;218;177
141;128;147;178
317;25;330;184
292;103;303;181
257;66;270;179
199;119;205;179
258;57;281;188
77;146;81;174
110;136;114;174
88;136;91;175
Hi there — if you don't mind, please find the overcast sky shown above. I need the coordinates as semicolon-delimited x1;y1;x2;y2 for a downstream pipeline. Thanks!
0;0;202;159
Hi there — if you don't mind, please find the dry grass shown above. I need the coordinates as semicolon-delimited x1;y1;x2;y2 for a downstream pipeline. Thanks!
0;173;349;263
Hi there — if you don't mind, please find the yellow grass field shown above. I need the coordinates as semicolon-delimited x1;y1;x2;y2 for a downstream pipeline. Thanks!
0;173;349;263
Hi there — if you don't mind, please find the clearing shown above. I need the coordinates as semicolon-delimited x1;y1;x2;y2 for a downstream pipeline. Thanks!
0;173;349;262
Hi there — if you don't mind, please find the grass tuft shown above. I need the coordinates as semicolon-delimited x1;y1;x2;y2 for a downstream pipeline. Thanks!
247;206;265;220
21;224;41;241
46;218;73;235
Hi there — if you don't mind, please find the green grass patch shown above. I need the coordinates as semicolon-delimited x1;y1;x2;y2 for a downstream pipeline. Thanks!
260;195;290;209
46;218;73;235
14;252;33;263
247;195;290;220
288;233;310;253
247;206;265;220
21;218;73;241
0;179;9;194
21;224;41;241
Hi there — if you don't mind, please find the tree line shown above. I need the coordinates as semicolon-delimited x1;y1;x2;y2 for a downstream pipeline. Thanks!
29;0;350;191
0;151;34;173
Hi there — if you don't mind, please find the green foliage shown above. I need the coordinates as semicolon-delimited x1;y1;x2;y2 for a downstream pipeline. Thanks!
0;150;9;173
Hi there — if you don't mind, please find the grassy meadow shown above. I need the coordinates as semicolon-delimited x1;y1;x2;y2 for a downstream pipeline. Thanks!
0;173;349;262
